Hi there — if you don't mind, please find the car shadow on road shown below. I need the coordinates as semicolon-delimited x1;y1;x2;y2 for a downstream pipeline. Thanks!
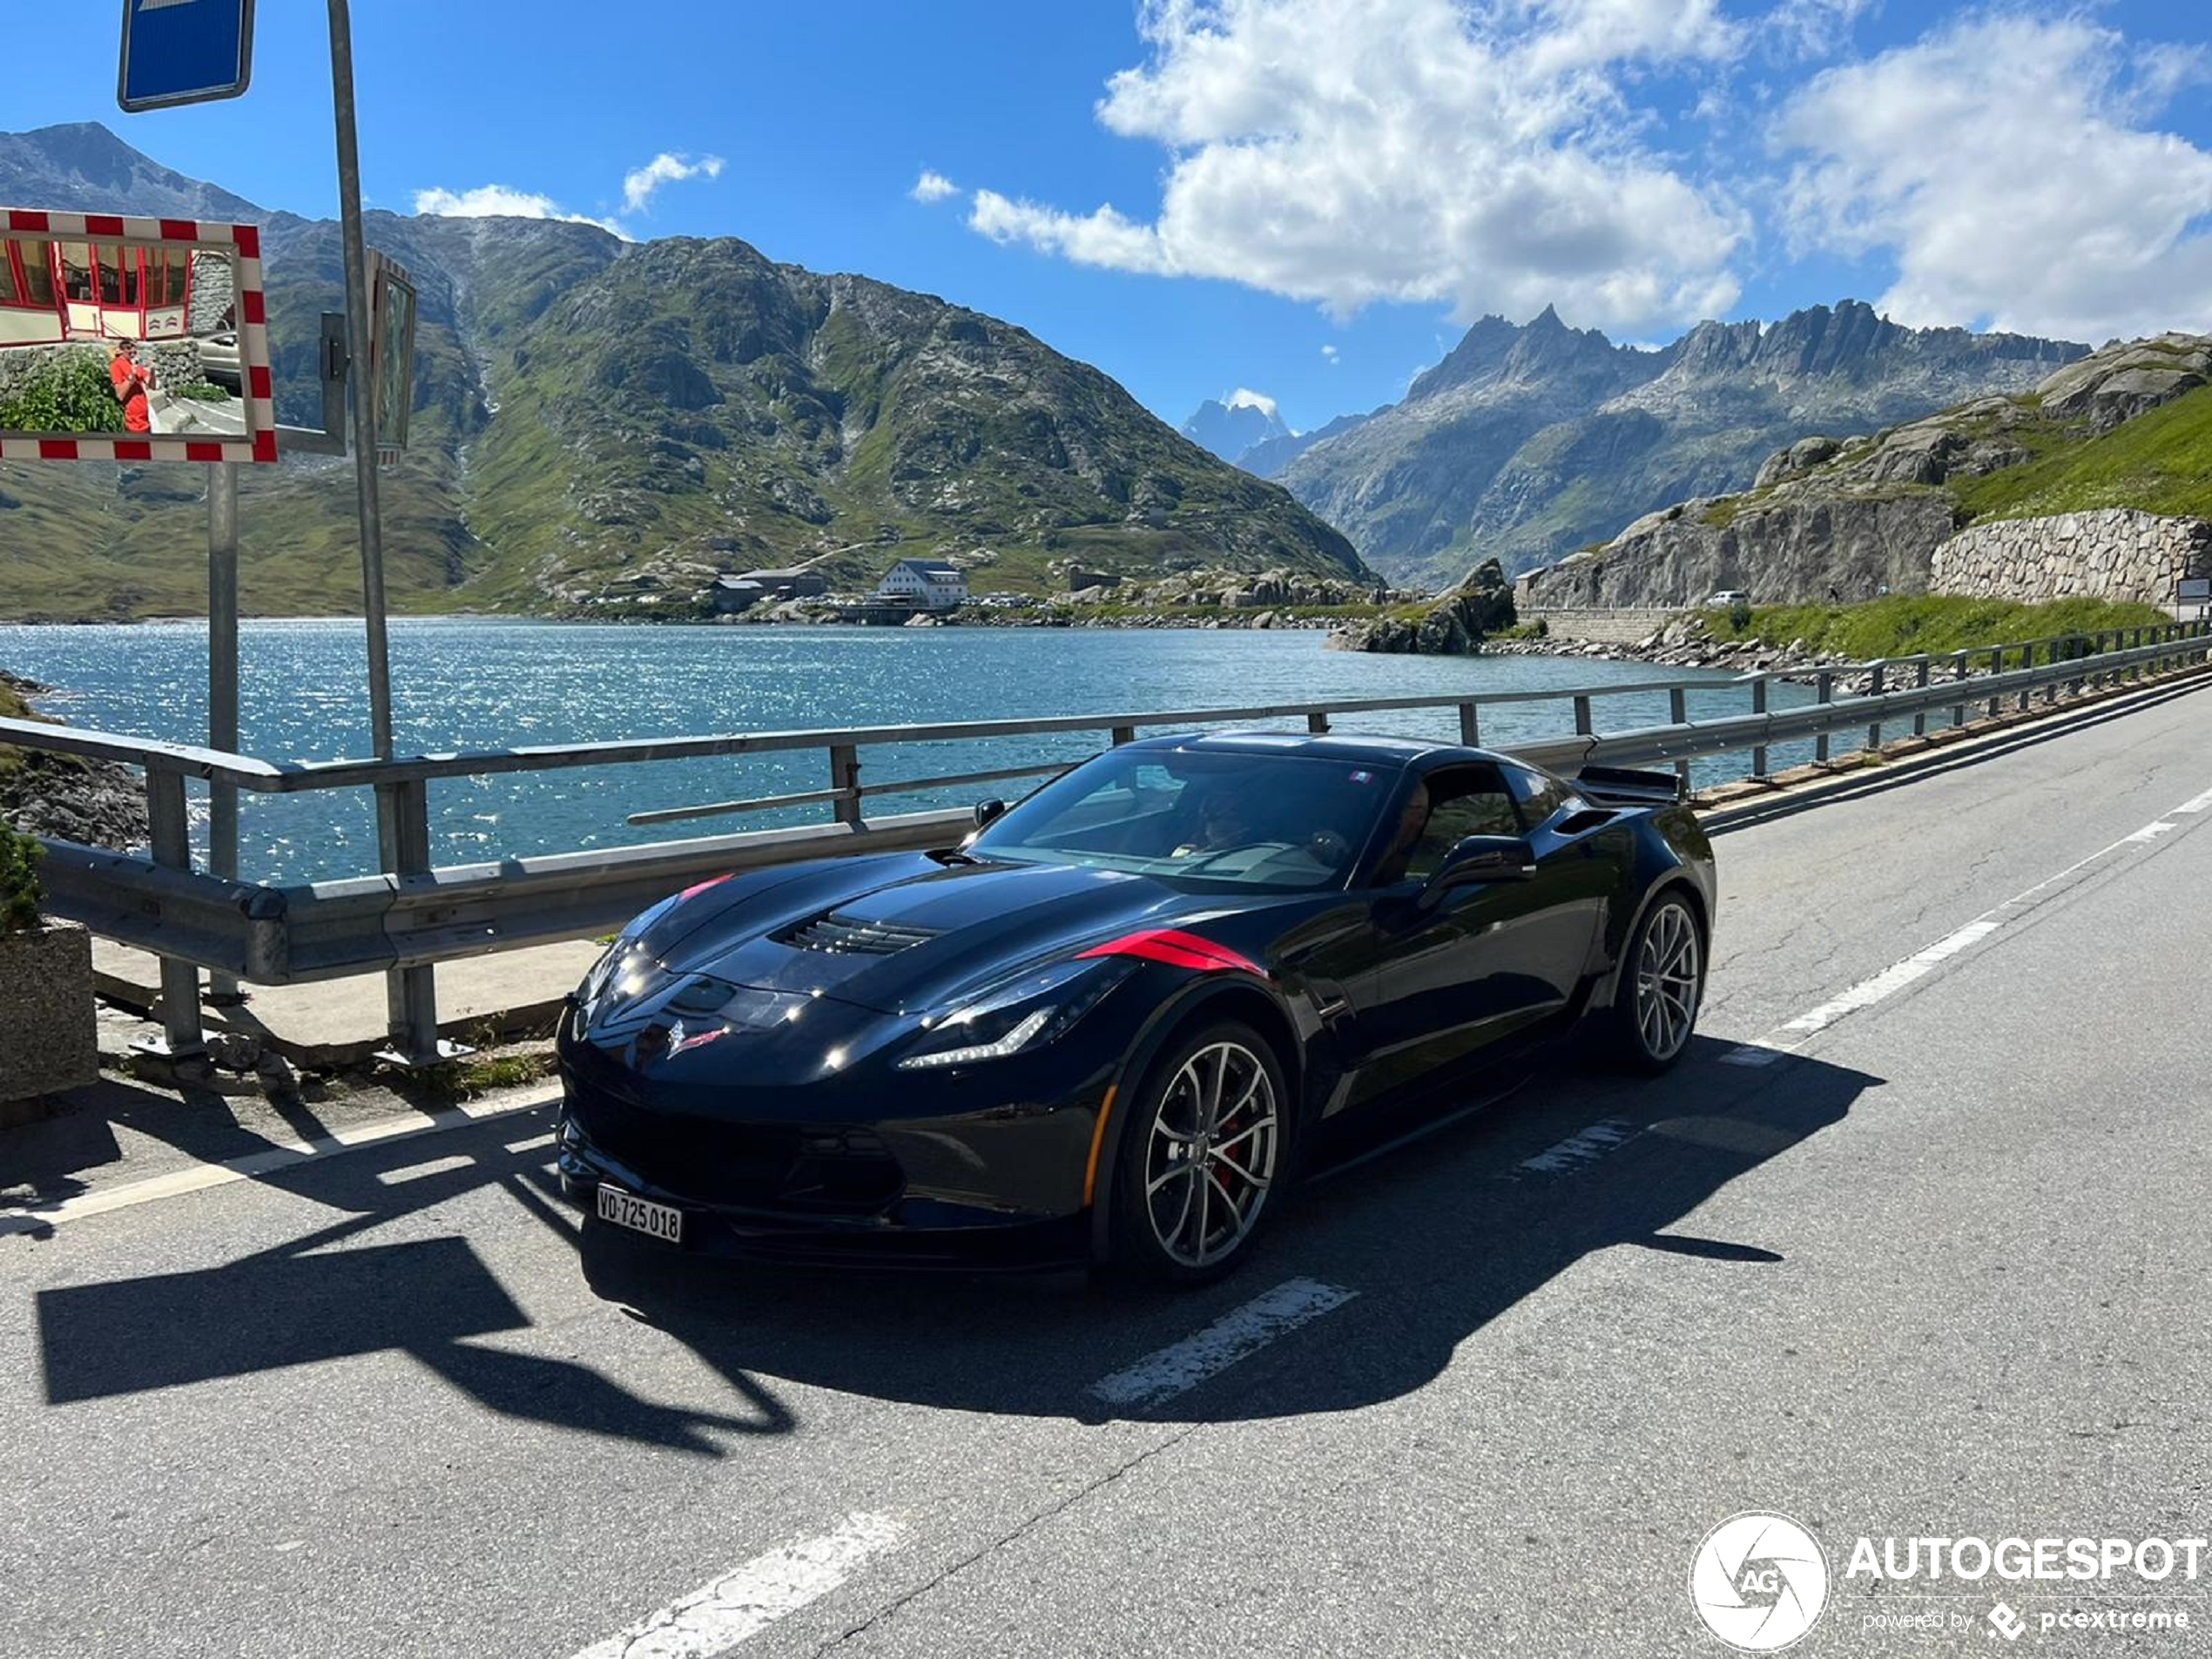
573;1038;1880;1429
28;1041;1875;1454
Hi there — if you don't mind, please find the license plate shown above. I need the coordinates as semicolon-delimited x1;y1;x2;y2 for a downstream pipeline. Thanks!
596;1183;683;1244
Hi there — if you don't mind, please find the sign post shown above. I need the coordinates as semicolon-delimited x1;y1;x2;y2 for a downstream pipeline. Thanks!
119;0;256;113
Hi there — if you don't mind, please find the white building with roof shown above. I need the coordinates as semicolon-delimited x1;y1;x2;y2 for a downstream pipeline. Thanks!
875;558;968;611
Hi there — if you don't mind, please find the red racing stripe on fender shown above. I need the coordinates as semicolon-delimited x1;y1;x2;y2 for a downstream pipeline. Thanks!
1076;928;1262;974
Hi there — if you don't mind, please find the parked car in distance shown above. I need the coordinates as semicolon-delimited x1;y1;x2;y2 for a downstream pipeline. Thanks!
197;331;242;393
1704;590;1750;607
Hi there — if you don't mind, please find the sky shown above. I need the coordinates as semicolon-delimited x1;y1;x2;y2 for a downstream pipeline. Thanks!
12;1;2212;436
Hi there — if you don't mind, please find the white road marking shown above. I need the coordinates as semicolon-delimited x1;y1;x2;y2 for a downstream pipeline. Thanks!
1517;1117;1640;1174
570;1514;905;1659
1719;786;2209;1065
376;1153;475;1185
1089;1278;1357;1411
0;1090;556;1235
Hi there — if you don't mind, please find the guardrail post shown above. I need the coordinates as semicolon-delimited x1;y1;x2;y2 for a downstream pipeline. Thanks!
1457;702;1480;746
1573;694;1594;737
1986;648;2003;720
1306;711;1331;735
1865;662;1885;751
830;744;863;826
1912;659;1930;738
1750;678;1769;779
129;763;206;1065
1110;725;1136;747
1951;652;1969;730
1814;671;1833;764
2019;643;2037;713
2129;627;2143;683
377;777;459;1069
1668;687;1689;785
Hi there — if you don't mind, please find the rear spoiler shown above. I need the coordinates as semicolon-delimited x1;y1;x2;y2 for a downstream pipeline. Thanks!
1572;763;1686;808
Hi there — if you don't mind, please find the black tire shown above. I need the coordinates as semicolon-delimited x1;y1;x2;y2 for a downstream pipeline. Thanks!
1609;892;1705;1074
1109;1020;1287;1286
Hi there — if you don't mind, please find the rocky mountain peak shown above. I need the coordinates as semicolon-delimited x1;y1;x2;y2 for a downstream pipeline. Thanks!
0;120;266;222
1180;396;1292;464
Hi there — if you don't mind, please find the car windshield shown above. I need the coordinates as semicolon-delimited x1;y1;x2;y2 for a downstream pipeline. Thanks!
970;745;1394;892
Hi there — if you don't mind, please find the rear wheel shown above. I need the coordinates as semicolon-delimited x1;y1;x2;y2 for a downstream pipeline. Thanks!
1611;893;1704;1073
1109;1021;1285;1285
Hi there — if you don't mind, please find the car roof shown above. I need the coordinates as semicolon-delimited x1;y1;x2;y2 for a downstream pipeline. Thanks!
1123;729;1519;772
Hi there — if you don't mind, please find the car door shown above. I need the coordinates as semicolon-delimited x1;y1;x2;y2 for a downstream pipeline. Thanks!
1333;764;1604;1110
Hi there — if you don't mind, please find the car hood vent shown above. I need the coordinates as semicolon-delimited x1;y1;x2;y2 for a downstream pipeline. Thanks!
777;911;944;956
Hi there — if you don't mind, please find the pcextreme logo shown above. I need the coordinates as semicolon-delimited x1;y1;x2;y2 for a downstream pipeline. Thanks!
1690;1512;1832;1651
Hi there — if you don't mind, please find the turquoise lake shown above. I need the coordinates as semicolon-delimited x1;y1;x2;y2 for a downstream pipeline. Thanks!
0;619;1827;884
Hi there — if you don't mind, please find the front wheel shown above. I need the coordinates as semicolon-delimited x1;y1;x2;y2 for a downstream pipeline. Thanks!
1109;1021;1285;1285
1611;893;1704;1073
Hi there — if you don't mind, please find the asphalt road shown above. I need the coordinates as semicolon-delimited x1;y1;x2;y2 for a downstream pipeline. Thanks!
6;680;2212;1659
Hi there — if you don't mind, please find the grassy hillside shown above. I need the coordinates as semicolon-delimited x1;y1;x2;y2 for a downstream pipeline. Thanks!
0;217;1366;621
1706;594;2175;660
1952;381;2212;523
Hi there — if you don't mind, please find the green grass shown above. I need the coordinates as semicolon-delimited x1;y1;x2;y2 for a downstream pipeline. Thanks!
1704;594;2175;660
0;682;31;785
1953;383;2212;523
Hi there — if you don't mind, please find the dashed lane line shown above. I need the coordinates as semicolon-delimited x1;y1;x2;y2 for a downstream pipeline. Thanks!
569;1514;906;1659
1721;785;2208;1067
1516;1117;1640;1175
1088;1277;1358;1411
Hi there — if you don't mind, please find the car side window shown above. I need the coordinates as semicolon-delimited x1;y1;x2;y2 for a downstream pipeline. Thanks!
1502;764;1574;830
1380;765;1521;884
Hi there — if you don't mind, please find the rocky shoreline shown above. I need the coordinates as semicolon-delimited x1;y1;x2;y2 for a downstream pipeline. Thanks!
1475;619;1885;691
0;671;151;849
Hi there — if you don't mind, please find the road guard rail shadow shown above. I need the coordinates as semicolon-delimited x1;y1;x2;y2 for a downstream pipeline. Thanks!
27;1039;1871;1451
3;620;2204;1065
30;1103;792;1454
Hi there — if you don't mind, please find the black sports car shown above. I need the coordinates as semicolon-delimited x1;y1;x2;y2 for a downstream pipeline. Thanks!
556;732;1716;1282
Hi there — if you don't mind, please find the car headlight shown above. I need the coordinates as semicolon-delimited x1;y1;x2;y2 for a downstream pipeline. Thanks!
576;935;664;1019
895;957;1132;1071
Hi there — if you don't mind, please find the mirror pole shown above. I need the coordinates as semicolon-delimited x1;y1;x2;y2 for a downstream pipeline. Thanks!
327;0;391;764
207;461;243;1003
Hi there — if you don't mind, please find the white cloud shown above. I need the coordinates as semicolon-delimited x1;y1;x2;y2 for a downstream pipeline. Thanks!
411;184;624;236
910;169;961;204
622;152;726;215
1224;387;1279;417
1758;0;1873;64
967;0;1746;332
1320;343;1339;361
1777;16;2212;341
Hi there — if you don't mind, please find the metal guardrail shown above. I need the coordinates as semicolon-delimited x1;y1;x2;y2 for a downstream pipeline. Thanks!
4;619;2207;1066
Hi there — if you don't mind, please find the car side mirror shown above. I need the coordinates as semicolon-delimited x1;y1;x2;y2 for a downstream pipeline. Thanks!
974;798;1008;829
1419;834;1536;905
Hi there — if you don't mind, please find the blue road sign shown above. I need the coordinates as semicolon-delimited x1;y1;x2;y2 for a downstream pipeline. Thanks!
119;0;256;113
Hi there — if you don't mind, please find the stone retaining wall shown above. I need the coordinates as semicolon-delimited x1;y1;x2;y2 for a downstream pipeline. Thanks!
1930;509;2212;605
1524;607;1680;644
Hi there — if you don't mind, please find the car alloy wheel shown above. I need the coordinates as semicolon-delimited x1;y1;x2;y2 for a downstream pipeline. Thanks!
1133;1030;1281;1275
1628;895;1702;1069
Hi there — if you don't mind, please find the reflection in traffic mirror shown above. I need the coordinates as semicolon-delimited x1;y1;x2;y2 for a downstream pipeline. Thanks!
0;217;273;461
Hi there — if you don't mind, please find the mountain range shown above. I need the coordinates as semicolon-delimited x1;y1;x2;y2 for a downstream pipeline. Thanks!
0;124;1368;621
1271;302;2090;591
1177;396;1291;465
